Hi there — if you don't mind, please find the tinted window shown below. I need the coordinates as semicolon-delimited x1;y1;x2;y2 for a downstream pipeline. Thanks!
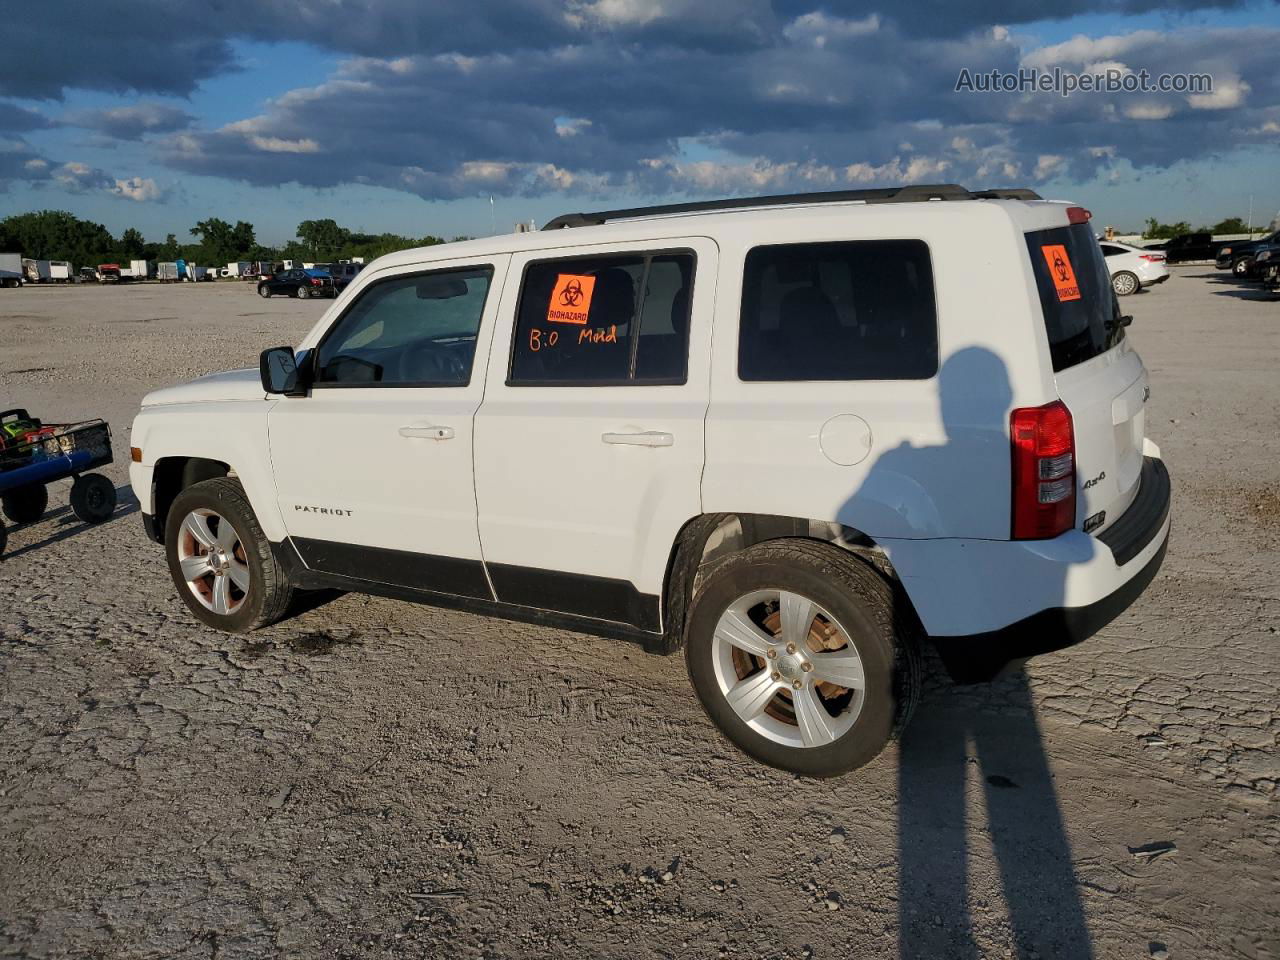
738;240;937;381
1100;244;1123;257
510;252;693;384
1025;224;1122;372
315;267;492;386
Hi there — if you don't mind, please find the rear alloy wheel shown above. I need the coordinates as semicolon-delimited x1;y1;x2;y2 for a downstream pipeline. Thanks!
2;484;48;524
1112;270;1139;296
258;285;271;298
296;285;311;299
686;539;921;777
1233;257;1252;277
164;477;295;632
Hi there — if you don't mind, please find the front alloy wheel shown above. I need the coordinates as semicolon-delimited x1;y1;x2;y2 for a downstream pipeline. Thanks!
164;477;295;632
176;507;252;616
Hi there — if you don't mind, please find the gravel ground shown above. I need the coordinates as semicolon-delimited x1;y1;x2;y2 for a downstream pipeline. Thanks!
1;268;1277;959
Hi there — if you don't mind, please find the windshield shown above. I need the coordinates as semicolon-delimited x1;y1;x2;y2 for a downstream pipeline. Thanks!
1025;223;1123;372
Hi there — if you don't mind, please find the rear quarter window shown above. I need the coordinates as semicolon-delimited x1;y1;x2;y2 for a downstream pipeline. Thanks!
1026;224;1123;372
738;239;938;381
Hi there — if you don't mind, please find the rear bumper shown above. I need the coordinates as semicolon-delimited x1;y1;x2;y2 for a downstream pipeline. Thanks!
881;451;1172;682
934;533;1168;682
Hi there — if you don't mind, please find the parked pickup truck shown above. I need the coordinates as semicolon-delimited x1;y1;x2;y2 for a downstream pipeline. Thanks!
129;184;1172;777
1216;230;1280;277
1155;232;1223;264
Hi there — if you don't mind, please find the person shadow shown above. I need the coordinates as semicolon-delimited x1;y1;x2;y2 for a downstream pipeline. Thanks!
841;347;1094;958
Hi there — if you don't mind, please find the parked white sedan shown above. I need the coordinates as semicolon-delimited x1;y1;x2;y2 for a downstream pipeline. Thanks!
1100;241;1169;296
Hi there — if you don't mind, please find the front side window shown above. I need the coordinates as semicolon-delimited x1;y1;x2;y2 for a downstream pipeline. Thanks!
738;240;938;381
314;266;493;386
509;251;694;384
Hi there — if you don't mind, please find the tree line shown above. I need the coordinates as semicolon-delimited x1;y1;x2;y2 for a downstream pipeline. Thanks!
0;210;463;270
1141;216;1255;239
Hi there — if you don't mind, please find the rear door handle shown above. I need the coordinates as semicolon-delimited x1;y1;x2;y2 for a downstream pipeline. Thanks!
602;431;674;447
399;425;455;440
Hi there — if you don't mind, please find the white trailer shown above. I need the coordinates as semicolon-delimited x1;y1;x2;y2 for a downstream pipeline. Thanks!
120;259;152;280
156;262;180;282
223;260;251;279
48;261;72;282
0;252;22;287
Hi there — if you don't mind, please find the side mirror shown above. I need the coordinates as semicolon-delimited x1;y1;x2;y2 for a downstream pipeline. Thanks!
261;346;304;396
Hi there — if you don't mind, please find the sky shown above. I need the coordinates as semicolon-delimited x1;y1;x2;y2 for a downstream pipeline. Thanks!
1;1;1278;246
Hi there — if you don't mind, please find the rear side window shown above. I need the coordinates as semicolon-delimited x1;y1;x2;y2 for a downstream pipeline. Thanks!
738;240;937;381
1026;224;1122;372
509;251;694;384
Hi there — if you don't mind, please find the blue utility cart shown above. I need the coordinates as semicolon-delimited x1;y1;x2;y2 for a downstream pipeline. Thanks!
0;409;117;557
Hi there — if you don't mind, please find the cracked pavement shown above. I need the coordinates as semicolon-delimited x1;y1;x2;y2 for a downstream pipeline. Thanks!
1;271;1277;958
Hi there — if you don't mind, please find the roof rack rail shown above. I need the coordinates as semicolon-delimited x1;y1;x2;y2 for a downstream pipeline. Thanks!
541;184;1043;230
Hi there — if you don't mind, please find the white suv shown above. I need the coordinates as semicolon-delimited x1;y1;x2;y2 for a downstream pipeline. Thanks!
129;185;1171;777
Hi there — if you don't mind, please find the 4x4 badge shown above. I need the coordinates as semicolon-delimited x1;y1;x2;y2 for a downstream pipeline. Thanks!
1083;471;1105;489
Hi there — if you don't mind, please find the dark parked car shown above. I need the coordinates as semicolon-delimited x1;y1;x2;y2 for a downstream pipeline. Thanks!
1216;230;1280;277
1158;232;1223;264
315;261;364;291
257;268;335;300
1249;242;1279;285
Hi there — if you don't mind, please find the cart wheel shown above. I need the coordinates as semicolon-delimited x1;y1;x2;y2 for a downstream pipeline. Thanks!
2;484;48;524
70;474;117;523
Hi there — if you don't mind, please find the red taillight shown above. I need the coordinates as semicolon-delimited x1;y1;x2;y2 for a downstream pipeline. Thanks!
1139;254;1165;262
1011;400;1075;539
1066;206;1091;224
310;278;323;285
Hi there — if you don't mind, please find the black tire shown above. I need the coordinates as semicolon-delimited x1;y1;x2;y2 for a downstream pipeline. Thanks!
69;474;116;523
2;484;49;524
1112;271;1139;296
1233;257;1252;277
164;477;295;632
258;285;271;298
0;519;7;557
296;285;310;299
685;539;921;777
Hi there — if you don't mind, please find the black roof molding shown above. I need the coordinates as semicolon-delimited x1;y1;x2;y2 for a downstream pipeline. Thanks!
542;184;1044;230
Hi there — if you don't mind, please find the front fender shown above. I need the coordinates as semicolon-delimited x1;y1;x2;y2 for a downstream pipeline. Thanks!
129;400;284;541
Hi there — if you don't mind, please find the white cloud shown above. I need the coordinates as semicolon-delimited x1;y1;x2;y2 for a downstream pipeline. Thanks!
555;117;592;137
1124;101;1174;120
248;135;321;153
112;176;166;202
783;11;880;47
1033;154;1065;179
1188;77;1249;110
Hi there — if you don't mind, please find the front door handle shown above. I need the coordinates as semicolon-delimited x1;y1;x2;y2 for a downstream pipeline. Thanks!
399;424;455;440
602;431;674;447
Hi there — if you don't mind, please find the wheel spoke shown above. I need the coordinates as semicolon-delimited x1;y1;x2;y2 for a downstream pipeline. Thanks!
182;512;217;550
715;608;774;657
778;591;816;647
809;648;865;690
793;686;840;747
226;559;251;592
211;574;233;615
214;517;239;552
725;670;779;722
179;554;212;582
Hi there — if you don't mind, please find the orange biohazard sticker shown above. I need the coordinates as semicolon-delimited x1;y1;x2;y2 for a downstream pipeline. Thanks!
546;274;596;325
1040;244;1081;302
